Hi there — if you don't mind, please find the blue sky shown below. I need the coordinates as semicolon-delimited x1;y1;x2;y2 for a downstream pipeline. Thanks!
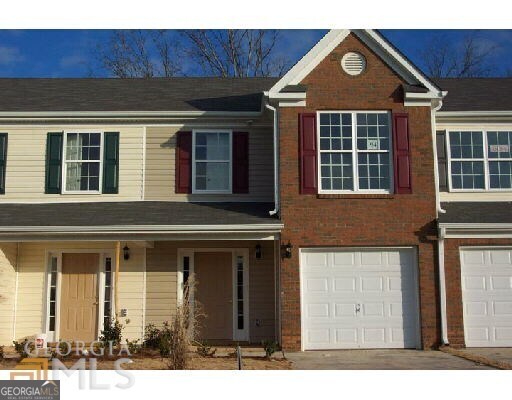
0;29;511;77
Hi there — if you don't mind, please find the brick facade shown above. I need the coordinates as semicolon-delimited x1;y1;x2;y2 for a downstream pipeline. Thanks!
444;238;512;347
278;33;440;350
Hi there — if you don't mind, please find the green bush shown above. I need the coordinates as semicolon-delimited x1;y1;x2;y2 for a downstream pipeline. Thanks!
262;340;280;358
195;341;216;358
99;318;124;347
125;339;141;355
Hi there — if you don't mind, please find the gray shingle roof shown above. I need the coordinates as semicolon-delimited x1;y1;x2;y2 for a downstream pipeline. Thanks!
439;202;512;224
434;78;512;112
0;77;278;112
0;202;280;227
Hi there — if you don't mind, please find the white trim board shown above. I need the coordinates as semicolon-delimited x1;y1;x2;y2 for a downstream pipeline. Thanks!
268;29;443;99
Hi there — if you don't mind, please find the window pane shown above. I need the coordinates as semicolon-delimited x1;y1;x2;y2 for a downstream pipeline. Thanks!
356;113;390;150
319;113;352;151
195;132;230;160
489;161;512;189
450;161;485;189
449;131;484;159
319;152;353;190
358;153;390;190
66;162;100;191
195;162;229;191
488;131;512;159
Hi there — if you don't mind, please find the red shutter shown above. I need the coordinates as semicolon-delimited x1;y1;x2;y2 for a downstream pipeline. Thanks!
392;113;412;194
299;113;318;194
175;131;192;193
232;132;249;193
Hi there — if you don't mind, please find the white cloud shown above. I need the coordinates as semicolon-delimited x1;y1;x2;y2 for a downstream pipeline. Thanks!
0;46;24;65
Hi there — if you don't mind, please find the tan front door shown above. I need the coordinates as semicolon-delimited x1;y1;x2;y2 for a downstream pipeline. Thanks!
194;252;233;340
60;253;99;342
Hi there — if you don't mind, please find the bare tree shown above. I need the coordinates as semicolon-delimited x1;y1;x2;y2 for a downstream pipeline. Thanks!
97;30;181;78
181;29;288;77
420;31;498;78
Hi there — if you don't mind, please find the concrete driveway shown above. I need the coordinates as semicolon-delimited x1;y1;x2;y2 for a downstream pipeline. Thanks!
458;348;512;367
287;349;494;370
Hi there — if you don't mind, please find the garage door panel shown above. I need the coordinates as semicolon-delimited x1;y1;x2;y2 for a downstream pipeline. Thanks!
302;248;419;350
461;248;512;347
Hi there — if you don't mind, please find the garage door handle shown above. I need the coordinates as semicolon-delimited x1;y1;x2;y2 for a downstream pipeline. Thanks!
355;304;361;313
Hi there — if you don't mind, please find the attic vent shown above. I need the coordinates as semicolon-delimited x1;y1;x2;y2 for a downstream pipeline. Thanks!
341;52;366;76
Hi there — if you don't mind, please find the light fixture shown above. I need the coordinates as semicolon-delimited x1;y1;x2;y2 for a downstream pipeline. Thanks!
281;242;293;259
255;244;262;259
123;245;130;260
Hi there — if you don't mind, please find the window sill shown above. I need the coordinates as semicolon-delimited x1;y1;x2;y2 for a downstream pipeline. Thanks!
317;193;395;199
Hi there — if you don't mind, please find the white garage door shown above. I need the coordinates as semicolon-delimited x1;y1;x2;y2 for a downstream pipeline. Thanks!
461;248;512;347
301;248;420;350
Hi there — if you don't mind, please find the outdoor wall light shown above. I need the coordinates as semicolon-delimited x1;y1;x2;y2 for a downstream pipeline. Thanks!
282;242;293;259
123;245;130;260
255;244;262;259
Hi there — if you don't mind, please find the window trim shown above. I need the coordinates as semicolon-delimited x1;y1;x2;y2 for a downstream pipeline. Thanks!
61;130;104;195
316;110;394;194
191;129;233;194
447;129;512;192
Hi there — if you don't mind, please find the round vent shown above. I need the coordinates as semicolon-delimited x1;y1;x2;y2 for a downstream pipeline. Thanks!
341;52;366;76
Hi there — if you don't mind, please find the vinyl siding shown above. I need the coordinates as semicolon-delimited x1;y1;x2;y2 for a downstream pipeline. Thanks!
13;241;144;342
0;126;143;202
145;240;276;343
144;126;274;202
0;243;17;345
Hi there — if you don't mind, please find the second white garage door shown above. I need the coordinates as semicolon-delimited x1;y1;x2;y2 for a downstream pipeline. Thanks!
461;248;512;347
301;248;420;350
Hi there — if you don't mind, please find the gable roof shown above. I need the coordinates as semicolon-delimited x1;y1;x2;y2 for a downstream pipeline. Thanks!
268;29;443;99
0;77;278;114
434;78;512;112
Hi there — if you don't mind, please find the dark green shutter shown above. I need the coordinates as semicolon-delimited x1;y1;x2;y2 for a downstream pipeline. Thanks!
0;133;7;194
436;130;448;192
45;132;63;194
103;132;119;194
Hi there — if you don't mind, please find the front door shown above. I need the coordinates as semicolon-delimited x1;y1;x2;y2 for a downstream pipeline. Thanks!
60;253;99;342
194;252;233;340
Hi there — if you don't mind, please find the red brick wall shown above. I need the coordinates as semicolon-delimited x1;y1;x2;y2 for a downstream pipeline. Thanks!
278;33;439;350
444;238;512;347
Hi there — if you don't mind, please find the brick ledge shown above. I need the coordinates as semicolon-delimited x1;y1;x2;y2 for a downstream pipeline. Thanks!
317;194;395;199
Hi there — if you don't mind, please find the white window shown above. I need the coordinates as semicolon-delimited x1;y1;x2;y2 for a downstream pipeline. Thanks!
448;130;512;191
192;130;232;193
318;111;392;193
63;132;102;193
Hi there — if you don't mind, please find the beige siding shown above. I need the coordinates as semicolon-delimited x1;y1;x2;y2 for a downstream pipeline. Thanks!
0;243;18;345
14;241;144;342
145;240;276;343
1;126;143;202
144;126;274;202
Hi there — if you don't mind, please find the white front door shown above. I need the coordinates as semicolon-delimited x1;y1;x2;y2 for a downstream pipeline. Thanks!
461;248;512;347
301;248;420;350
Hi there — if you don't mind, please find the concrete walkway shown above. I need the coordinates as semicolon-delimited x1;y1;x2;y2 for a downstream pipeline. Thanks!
287;349;494;370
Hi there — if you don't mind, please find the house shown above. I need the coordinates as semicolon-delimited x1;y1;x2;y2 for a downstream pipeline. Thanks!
0;29;510;352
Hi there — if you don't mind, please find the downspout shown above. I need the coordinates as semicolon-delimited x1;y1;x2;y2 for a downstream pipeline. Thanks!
115;241;121;318
265;103;279;216
431;97;446;216
432;96;449;345
438;227;449;345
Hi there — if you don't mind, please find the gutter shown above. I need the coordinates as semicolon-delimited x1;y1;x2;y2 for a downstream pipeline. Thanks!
0;110;263;119
0;223;284;234
265;103;280;216
438;227;449;345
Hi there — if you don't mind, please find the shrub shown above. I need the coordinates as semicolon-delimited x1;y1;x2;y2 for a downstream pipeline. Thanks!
262;340;279;359
99;318;124;347
195;341;216;358
13;340;32;358
125;339;141;355
0;345;4;359
143;323;161;349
